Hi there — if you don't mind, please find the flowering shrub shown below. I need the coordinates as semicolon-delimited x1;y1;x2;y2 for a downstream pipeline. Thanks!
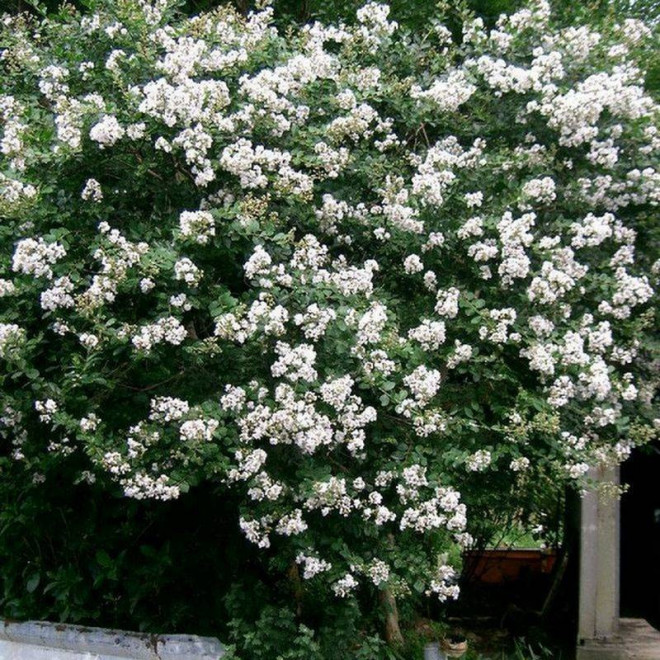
0;0;658;648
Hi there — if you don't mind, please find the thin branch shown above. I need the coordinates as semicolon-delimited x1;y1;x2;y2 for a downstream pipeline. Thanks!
119;370;185;392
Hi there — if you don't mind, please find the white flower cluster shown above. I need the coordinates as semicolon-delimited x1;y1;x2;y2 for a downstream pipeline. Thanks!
435;287;460;318
403;254;424;274
2;0;658;609
229;381;376;458
180;418;219;442
401;366;442;412
521;176;556;205
412;137;484;208
149;396;190;422
0;323;25;358
331;572;359;598
131;316;187;351
426;564;460;601
178;210;215;244
496;211;535;285
122;472;180;500
34;398;58;423
357;302;388;345
466;449;492;472
399;484;467;535
0;279;16;297
0;173;37;206
305;476;354;517
527;247;588;305
365;558;390;586
40;277;75;311
81;178;103;202
275;508;308;536
296;553;332;579
570;212;614;248
174;257;203;286
411;70;476;113
271;342;317;382
76;223;150;309
408;320;446;351
510;457;530;472
447;341;473;369
79;414;99;432
12;238;66;280
220;138;312;196
479;308;517;344
293;304;337;341
356;3;397;48
89;114;125;148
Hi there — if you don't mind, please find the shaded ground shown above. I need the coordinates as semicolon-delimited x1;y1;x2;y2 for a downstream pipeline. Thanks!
425;557;578;658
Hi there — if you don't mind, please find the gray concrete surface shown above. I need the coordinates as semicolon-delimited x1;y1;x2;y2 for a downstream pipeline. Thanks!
0;619;225;659
577;618;660;660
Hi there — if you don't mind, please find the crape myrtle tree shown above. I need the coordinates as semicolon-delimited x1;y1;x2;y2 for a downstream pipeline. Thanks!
2;0;525;25
0;0;658;654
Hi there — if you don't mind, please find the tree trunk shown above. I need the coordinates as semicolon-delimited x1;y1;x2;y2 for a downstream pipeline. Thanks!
379;587;404;647
288;561;303;618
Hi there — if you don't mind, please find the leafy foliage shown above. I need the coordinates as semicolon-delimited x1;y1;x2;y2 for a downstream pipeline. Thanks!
0;0;658;656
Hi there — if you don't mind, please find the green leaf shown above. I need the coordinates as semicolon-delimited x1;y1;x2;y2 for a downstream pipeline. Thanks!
26;573;40;593
95;550;112;568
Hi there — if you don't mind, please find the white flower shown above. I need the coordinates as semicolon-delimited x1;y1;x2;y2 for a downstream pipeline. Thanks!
271;342;317;382
466;449;492;472
401;366;442;410
81;178;103;202
174;257;202;286
12;238;66;280
435;287;460;318
80;414;99;432
521;176;556;204
79;333;99;349
411;70;476;113
169;293;191;310
296;553;332;579
565;462;590;479
34;398;58;423
179;210;215;245
510;457;530;472
366;559;390;586
0;323;26;358
40;276;74;310
403;254;424;274
275;509;308;536
180;418;219;442
447;341;473;369
0;279;16;297
139;278;155;293
131;317;187;352
149;397;190;422
408;320;446;351
332;573;358;598
244;245;272;279
89;115;125;148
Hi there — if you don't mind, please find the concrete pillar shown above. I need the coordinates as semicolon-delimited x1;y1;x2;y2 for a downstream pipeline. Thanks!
577;466;621;659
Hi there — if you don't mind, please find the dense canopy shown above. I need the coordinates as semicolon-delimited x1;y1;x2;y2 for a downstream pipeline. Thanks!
0;0;658;655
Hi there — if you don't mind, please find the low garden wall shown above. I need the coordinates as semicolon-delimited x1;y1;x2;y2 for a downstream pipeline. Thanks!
0;620;225;660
